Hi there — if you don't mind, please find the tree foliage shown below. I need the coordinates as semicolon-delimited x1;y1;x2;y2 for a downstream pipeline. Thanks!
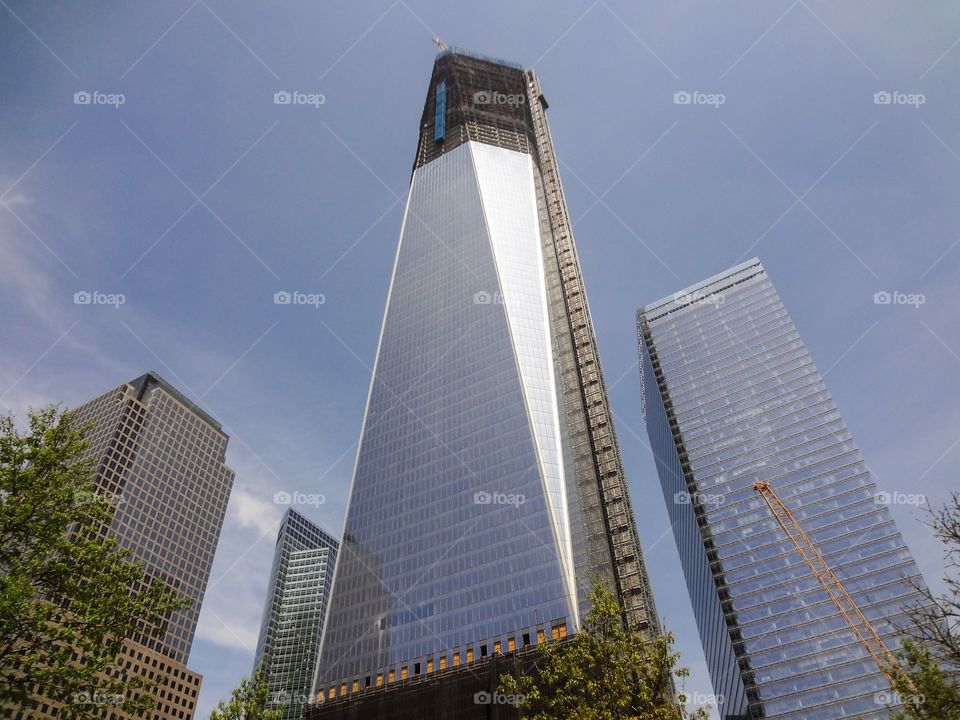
499;581;709;720
0;406;187;718
208;671;285;720
888;492;960;719
888;639;960;720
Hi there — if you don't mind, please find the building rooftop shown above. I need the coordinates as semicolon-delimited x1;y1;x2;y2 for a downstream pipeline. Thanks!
128;371;224;432
638;257;765;320
434;46;524;71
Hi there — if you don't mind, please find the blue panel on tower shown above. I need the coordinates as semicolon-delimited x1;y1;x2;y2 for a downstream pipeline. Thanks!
434;81;446;141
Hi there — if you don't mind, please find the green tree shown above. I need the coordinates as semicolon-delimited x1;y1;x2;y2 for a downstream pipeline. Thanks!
888;492;960;719
888;639;960;720
209;671;285;720
0;406;187;718
499;581;709;720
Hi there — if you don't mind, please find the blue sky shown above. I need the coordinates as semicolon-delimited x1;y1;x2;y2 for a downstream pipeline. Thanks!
1;2;958;717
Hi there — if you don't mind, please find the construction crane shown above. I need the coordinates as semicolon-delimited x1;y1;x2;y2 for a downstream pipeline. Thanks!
752;481;918;696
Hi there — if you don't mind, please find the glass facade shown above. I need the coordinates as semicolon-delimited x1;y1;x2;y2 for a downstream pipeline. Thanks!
315;140;575;691
70;372;235;664
255;509;338;720
637;259;928;720
314;48;661;704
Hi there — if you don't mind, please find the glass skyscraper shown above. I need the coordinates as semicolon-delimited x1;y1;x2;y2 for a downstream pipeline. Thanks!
255;509;338;720
314;48;659;702
637;259;928;719
11;371;235;720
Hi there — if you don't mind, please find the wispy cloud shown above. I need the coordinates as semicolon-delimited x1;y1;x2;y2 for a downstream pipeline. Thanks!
230;484;283;537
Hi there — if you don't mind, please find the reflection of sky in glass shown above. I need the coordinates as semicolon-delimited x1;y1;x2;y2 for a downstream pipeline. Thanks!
640;260;928;720
316;142;575;691
472;142;577;620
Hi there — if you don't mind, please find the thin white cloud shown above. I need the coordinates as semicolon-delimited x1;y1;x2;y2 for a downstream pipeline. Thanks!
195;609;260;653
229;485;283;537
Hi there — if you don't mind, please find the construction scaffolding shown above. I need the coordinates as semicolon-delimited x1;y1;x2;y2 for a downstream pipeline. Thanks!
527;69;659;637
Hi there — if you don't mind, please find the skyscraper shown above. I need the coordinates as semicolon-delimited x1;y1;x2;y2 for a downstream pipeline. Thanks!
255;509;338;720
15;371;235;720
313;48;659;702
637;259;928;719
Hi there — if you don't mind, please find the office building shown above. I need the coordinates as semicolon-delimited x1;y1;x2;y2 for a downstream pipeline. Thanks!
637;259;928;719
255;509;338;720
313;47;659;704
8;371;235;720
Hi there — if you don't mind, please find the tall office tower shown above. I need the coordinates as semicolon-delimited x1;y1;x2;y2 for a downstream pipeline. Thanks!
12;371;235;720
637;259;928;720
314;48;659;702
255;509;338;720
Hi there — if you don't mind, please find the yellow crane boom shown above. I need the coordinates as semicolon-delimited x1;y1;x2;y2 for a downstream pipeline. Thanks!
752;481;917;695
